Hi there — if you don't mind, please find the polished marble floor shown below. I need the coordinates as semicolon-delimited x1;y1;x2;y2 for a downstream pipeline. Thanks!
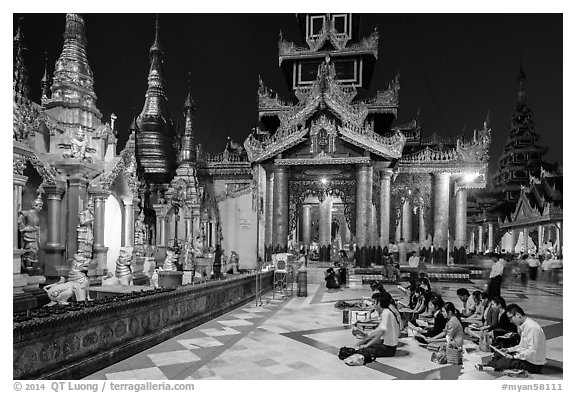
84;273;563;380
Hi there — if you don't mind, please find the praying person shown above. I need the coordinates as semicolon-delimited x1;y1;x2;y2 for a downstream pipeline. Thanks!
355;292;400;358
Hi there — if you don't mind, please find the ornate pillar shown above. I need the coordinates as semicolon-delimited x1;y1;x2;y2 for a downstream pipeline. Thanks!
319;195;332;260
89;190;109;279
477;225;484;253
402;198;412;242
523;227;529;253
272;166;289;248
43;185;67;278
379;170;392;247
556;222;562;255
302;204;312;246
13;173;29;294
369;204;377;246
264;170;274;247
66;177;89;258
355;164;372;247
538;225;544;254
122;197;134;247
487;222;494;253
211;220;218;247
395;219;401;242
418;203;427;245
454;188;467;249
342;214;351;244
184;210;193;240
433;172;451;249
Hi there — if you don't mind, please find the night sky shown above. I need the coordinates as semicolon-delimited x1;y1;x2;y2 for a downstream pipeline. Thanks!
13;13;563;176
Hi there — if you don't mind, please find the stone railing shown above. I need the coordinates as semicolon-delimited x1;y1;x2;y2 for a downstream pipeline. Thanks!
13;272;273;380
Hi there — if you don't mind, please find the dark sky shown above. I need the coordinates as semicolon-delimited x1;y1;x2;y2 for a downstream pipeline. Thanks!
14;13;563;175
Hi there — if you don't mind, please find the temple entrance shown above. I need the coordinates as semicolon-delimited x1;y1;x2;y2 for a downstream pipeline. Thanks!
104;195;122;275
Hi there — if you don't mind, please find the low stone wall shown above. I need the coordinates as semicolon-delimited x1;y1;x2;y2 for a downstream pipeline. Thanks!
13;272;273;380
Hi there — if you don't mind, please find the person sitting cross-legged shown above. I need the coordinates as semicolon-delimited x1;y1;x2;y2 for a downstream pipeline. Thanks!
416;302;464;348
410;295;447;338
355;292;400;358
476;304;547;374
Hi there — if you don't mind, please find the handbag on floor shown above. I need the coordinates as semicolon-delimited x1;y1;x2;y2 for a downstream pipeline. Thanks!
344;354;365;366
338;346;356;360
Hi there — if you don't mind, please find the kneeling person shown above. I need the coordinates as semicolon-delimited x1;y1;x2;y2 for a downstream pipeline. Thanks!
357;292;400;357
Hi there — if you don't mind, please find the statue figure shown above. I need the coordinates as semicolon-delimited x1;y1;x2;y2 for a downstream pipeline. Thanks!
64;126;92;162
44;253;91;306
77;198;94;260
162;248;180;271
182;234;195;270
134;210;146;255
115;247;134;285
18;194;43;274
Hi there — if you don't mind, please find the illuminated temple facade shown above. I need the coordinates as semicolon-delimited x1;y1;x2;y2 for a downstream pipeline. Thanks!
13;14;492;309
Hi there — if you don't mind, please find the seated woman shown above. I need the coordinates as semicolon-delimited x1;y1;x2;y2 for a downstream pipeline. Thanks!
355;292;400;358
418;302;464;349
410;295;447;338
325;267;340;289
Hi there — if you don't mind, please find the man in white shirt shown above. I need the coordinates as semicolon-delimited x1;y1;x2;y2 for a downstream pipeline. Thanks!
488;254;506;298
527;253;540;281
477;304;546;374
357;292;400;357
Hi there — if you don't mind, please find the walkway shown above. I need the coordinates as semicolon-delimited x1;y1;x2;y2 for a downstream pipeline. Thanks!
84;273;563;380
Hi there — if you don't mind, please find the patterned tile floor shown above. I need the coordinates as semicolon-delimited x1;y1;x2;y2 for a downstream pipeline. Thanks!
84;275;563;380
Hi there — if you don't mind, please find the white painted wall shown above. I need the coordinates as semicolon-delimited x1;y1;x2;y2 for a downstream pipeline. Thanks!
104;195;123;277
218;192;257;270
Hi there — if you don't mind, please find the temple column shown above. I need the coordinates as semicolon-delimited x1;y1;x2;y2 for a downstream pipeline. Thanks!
454;188;467;249
272;166;289;248
379;170;392;247
477;225;484;253
395;219;401;242
433;172;451;249
355;164;372;248
43;185;67;277
341;214;351;244
66;177;89;258
122;197;134;247
556;222;562;255
487;222;494;252
13;175;26;250
264;170;274;247
402;198;412;242
538;225;544;254
13;174;29;295
211;220;218;246
90;190;110;279
523;227;529;253
418;204;427;245
184;212;192;240
302;204;312;246
318;195;332;260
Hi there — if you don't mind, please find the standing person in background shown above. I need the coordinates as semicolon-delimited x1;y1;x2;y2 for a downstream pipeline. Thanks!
389;241;399;264
488;254;506;298
528;253;540;281
398;238;407;265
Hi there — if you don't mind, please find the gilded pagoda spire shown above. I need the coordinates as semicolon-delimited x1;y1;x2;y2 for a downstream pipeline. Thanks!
136;15;177;185
13;17;30;104
510;66;534;136
140;15;170;120
179;73;196;165
40;52;51;100
49;13;101;119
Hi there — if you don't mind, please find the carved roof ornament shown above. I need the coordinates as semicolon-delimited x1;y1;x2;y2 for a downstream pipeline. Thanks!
278;18;378;63
27;154;65;187
456;118;491;163
92;132;138;196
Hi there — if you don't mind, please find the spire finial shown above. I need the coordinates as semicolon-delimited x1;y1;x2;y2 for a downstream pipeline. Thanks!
517;65;527;102
484;110;491;129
